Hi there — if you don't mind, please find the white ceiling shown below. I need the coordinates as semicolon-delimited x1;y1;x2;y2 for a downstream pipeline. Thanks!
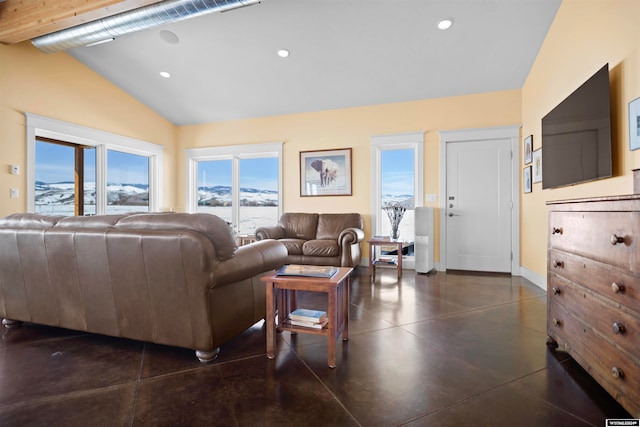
67;0;562;126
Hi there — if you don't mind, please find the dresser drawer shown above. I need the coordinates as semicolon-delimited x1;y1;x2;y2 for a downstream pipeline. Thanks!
548;301;640;417
548;273;640;358
548;249;640;311
549;211;640;272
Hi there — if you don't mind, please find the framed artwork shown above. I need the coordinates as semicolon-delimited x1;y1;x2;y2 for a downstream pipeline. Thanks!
532;148;542;183
630;96;640;151
300;148;352;196
524;135;533;165
523;166;532;194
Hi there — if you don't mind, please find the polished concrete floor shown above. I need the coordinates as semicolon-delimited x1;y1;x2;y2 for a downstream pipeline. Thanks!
0;268;631;426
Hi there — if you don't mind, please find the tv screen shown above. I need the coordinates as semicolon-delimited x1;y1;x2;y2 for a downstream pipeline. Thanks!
541;64;612;189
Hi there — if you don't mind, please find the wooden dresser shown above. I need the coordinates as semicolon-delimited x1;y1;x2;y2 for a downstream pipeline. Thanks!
547;195;640;417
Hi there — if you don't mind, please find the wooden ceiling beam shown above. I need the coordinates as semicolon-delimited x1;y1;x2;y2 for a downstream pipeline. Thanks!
0;0;162;45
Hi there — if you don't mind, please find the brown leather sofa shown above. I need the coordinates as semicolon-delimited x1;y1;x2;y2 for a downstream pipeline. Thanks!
255;213;364;267
0;212;287;362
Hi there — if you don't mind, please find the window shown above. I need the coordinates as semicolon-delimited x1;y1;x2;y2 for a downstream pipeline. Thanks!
371;132;424;265
187;142;282;234
106;150;150;214
27;113;162;215
35;138;96;216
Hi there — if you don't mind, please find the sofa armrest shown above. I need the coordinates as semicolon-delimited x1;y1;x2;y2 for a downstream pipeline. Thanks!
255;226;286;240
338;227;365;245
216;239;287;287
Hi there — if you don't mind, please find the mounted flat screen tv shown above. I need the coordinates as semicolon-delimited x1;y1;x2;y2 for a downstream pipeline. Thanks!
541;64;612;189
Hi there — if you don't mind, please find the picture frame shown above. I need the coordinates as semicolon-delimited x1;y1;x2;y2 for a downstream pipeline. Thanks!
532;148;542;183
523;166;532;194
524;135;533;165
630;96;640;151
300;148;352;196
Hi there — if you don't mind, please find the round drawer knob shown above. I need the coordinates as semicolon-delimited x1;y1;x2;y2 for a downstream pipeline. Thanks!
552;287;562;295
611;282;626;294
552;318;562;327
552;227;563;235
552;260;564;268
611;367;624;379
610;234;625;245
612;322;626;334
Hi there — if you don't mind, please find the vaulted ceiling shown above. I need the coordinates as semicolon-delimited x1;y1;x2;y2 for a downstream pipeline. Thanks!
1;0;562;126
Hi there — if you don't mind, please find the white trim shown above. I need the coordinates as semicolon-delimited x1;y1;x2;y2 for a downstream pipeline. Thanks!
185;142;284;225
520;265;546;291
25;113;163;214
438;125;521;274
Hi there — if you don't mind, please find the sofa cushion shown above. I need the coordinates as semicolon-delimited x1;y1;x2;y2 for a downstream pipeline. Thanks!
115;212;237;261
317;213;364;240
279;213;319;240
279;238;306;255
0;213;62;229
55;214;128;228
302;239;340;257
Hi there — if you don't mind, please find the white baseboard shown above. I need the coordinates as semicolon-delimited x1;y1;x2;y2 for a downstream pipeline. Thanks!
520;266;546;290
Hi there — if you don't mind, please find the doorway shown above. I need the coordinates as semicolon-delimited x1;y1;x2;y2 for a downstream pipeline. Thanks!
438;126;521;274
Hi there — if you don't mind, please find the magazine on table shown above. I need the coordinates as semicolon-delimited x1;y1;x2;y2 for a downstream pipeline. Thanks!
275;264;339;278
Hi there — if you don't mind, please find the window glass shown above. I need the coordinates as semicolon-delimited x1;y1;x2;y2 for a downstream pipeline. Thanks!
106;150;150;214
196;159;233;224
380;148;415;255
35;140;96;216
239;157;279;234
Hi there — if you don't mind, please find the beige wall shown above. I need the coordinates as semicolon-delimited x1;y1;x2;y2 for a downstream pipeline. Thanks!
521;0;640;277
0;42;176;217
177;90;522;259
2;36;522;265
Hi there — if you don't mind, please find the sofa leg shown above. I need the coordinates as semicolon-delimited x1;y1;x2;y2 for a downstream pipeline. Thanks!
195;348;220;363
2;318;23;328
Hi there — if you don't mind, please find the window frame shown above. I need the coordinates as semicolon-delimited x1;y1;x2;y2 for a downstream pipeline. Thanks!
185;142;283;231
26;113;163;214
370;132;424;263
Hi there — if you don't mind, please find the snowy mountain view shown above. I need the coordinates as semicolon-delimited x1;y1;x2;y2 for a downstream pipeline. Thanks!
35;181;279;219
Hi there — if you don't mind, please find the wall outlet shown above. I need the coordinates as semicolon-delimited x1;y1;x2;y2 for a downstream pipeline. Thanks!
10;165;20;175
10;188;18;198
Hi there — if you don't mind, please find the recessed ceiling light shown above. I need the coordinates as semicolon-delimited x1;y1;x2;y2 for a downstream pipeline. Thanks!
277;49;290;58
437;18;454;30
159;71;171;78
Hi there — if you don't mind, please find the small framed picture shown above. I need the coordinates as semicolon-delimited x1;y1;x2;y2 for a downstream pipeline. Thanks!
532;148;542;183
523;135;533;165
523;166;532;194
630;96;640;151
300;148;352;196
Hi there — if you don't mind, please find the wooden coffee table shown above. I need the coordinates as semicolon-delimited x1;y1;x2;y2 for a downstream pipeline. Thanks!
261;267;353;368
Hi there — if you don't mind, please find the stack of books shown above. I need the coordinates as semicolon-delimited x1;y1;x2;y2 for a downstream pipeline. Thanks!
288;308;328;329
374;256;397;265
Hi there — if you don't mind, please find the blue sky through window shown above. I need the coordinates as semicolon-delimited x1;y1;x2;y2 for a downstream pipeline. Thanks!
36;141;149;184
381;149;414;197
197;158;278;191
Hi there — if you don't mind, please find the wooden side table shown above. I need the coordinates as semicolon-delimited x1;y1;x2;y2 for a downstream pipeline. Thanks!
260;267;353;368
368;239;403;278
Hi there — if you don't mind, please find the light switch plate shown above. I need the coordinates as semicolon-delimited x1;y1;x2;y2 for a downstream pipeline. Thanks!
426;193;437;202
10;188;18;198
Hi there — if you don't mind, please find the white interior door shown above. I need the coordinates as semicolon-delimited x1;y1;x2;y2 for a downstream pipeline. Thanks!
446;139;512;272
